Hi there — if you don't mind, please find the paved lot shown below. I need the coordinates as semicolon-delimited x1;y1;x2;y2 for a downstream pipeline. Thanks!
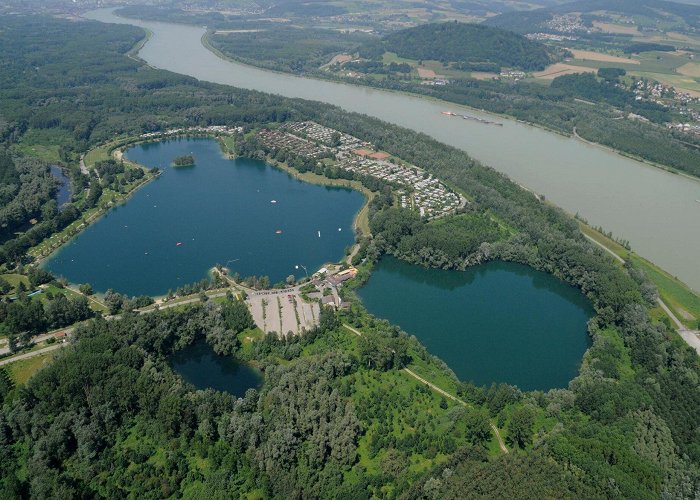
248;287;320;336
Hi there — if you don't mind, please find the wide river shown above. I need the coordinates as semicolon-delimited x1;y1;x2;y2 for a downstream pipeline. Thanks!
85;9;700;291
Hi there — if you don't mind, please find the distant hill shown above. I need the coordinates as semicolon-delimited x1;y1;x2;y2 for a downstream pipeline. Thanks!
370;22;556;72
484;0;700;33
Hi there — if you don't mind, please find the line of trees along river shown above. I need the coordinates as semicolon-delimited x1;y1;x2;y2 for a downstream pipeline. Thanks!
1;13;699;497
85;8;700;293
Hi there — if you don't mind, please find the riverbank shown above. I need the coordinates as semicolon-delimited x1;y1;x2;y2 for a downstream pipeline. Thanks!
572;127;700;184
201;30;574;143
579;223;700;330
201;30;700;183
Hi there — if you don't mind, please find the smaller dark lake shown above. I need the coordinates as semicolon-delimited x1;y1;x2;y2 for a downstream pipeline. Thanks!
49;165;71;208
358;257;594;391
171;339;263;397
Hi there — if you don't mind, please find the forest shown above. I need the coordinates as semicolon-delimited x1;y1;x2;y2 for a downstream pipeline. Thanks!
0;150;58;243
374;22;557;72
0;13;699;498
485;0;700;33
208;26;372;74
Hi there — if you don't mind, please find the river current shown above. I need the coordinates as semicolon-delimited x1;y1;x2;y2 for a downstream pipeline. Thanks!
84;8;700;291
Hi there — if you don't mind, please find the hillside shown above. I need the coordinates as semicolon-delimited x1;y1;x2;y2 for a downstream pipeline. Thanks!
485;0;700;33
372;22;557;72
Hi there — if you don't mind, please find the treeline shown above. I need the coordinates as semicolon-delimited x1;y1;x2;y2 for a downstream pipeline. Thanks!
369;209;508;269
343;60;412;75
208;26;371;74
551;72;670;123
376;21;556;71
0;150;57;242
0;288;93;349
624;42;676;53
0;13;699;497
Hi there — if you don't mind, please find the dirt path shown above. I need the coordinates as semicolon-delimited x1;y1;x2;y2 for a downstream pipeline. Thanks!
583;234;625;264
66;285;108;310
342;324;508;454
79;155;89;176
0;344;64;367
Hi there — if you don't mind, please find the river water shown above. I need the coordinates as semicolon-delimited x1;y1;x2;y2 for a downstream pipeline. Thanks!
84;8;700;291
49;165;71;208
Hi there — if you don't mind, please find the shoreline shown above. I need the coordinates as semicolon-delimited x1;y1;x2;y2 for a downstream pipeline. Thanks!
38;133;370;299
217;135;373;239
200;30;700;184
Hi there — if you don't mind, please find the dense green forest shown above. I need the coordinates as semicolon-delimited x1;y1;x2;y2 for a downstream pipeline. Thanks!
0;150;57;243
208;26;372;74
484;0;700;33
371;22;557;72
0;13;699;498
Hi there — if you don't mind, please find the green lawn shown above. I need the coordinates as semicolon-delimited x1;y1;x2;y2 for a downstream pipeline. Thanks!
0;273;30;295
6;352;56;386
83;143;113;167
15;128;72;163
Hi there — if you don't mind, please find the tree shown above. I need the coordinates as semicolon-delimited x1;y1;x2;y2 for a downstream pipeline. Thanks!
318;306;339;333
507;406;535;448
464;408;492;445
103;289;126;315
221;299;255;333
78;283;94;296
286;275;296;286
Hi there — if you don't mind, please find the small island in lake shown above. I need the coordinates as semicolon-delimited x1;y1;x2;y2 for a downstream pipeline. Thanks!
172;154;195;167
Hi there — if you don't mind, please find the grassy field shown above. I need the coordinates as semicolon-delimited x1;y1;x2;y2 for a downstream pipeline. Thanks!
14;128;71;164
579;223;700;328
0;273;30;295
83;144;112;167
6;351;57;385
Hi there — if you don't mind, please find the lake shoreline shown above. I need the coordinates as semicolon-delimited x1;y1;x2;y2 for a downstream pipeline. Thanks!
43;136;364;297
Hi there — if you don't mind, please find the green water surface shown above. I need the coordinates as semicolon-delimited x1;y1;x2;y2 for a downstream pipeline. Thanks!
171;339;262;397
358;256;594;391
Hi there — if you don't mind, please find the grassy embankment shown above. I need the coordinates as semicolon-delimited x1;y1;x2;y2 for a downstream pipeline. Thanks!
6;351;57;385
580;223;700;329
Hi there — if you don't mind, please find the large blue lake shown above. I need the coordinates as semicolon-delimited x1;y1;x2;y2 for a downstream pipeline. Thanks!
358;256;594;391
45;138;364;296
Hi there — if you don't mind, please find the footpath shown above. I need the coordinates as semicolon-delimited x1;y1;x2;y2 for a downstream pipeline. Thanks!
342;324;508;454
